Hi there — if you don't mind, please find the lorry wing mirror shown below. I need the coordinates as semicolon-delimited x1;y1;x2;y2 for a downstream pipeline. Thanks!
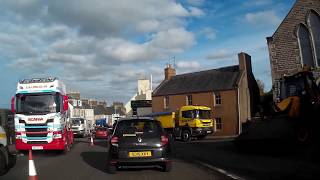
63;96;69;111
11;96;15;113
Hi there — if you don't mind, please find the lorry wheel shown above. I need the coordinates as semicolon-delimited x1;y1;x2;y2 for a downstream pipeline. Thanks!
0;147;8;175
181;130;191;142
7;153;17;168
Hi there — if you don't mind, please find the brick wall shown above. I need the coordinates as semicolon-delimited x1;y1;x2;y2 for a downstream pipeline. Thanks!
267;0;320;100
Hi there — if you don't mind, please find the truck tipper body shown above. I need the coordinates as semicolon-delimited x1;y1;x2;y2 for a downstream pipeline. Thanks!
12;77;73;152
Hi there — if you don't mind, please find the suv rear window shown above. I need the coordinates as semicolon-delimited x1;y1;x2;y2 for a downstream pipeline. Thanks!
115;120;162;137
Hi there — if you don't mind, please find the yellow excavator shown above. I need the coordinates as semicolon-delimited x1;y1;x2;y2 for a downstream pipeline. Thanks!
235;69;320;150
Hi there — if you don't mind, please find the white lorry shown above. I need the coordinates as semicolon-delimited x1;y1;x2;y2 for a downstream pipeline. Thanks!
0;111;16;175
71;118;90;137
13;77;74;152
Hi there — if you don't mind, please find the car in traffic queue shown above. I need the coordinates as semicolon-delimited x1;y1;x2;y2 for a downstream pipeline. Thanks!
94;127;109;139
107;117;172;173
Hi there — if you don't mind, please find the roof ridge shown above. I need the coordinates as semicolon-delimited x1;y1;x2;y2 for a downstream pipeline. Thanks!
173;65;239;78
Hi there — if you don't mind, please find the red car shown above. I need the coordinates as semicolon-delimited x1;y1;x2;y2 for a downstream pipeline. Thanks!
94;127;109;139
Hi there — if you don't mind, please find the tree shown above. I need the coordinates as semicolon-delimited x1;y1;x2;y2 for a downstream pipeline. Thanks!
256;79;265;96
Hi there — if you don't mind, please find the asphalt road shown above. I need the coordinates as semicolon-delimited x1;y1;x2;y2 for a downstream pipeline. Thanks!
1;138;231;180
2;137;320;180
174;138;320;180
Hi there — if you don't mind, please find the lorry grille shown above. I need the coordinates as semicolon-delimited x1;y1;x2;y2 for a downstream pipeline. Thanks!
25;124;47;132
25;123;48;138
27;141;48;144
26;134;47;137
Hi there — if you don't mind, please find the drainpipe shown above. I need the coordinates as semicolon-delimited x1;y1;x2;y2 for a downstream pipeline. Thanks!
237;87;241;135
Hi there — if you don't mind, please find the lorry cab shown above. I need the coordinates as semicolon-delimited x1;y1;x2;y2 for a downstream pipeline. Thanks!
13;77;73;152
178;106;214;128
71;118;88;137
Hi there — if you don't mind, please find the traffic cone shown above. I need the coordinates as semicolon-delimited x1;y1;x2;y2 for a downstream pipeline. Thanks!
90;135;94;146
28;150;38;180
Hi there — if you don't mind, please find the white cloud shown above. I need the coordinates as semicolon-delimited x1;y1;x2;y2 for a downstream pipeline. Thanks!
187;0;205;7
0;0;203;104
206;49;235;60
177;61;200;69
188;7;205;17
242;0;273;7
245;10;281;26
199;27;217;40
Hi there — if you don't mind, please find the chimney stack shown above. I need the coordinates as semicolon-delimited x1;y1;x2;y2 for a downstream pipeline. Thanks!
238;52;252;72
164;64;176;80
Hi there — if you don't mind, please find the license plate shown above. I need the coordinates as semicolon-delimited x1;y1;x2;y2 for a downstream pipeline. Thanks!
129;151;152;157
207;131;212;133
32;146;43;150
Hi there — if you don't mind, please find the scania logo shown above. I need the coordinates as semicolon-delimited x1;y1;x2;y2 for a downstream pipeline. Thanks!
28;118;44;121
137;137;142;143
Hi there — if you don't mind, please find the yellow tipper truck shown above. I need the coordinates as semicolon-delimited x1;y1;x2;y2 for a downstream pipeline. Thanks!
150;106;215;142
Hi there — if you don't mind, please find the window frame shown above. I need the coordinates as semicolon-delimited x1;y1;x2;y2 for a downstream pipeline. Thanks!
186;95;192;106
164;96;169;109
214;92;222;106
215;117;222;131
296;23;315;68
307;10;320;67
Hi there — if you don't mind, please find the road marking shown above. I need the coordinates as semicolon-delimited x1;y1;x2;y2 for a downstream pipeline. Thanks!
195;160;245;180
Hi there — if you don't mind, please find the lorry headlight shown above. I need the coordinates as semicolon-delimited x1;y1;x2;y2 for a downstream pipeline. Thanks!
53;134;62;139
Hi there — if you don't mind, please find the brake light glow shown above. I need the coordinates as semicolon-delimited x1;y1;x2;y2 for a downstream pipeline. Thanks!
111;136;119;146
161;135;169;146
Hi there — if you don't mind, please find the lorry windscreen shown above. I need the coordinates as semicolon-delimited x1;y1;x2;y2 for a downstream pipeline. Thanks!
15;93;61;115
197;110;211;119
72;119;84;125
182;110;211;119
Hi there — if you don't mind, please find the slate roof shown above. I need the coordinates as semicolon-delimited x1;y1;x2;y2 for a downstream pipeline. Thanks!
94;105;109;115
153;65;241;96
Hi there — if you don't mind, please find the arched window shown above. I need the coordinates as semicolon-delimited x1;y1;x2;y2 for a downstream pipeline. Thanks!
308;11;320;66
297;24;315;68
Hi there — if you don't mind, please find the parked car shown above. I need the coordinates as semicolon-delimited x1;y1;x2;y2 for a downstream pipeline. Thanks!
94;127;109;139
107;118;172;174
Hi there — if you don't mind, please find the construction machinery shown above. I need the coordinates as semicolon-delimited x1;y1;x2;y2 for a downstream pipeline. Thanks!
235;69;320;150
0;110;16;176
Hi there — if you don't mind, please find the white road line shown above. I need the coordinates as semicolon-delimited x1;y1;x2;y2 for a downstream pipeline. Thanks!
195;160;246;180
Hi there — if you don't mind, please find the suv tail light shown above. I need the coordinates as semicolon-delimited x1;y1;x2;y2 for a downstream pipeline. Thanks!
111;136;119;146
161;135;169;146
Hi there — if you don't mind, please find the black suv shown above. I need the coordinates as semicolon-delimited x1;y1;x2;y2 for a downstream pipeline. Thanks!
107;118;172;173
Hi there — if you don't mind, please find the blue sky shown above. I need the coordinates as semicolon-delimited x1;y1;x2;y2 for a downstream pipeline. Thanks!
0;0;295;108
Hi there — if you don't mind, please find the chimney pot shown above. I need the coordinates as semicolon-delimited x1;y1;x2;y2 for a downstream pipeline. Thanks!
164;64;176;80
